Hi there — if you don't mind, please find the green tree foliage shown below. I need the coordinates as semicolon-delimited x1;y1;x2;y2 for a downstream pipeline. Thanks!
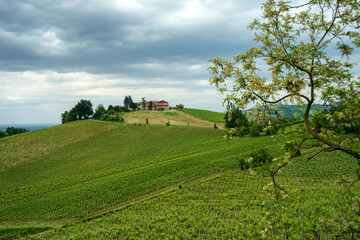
209;0;360;233
61;111;68;124
124;96;130;108
209;0;360;159
123;106;130;112
107;105;113;111
128;96;134;107
66;108;78;123
61;100;93;123
148;101;153;110
114;106;120;112
93;104;106;119
311;109;329;133
141;97;146;110
225;107;249;136
225;108;248;128
239;148;273;170
74;99;93;119
4;127;29;136
249;123;262;137
124;95;136;110
130;102;138;110
0;131;6;138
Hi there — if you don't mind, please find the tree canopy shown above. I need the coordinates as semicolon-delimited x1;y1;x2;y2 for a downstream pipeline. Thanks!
74;99;93;119
209;0;360;160
61;99;93;123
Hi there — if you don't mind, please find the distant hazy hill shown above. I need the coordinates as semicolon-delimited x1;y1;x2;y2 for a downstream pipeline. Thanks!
0;123;59;131
246;104;325;119
277;104;325;118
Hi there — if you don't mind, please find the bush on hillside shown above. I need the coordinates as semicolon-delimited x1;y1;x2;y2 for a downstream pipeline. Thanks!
0;130;6;138
239;148;273;170
311;109;329;133
101;114;124;122
6;127;29;136
249;124;262;137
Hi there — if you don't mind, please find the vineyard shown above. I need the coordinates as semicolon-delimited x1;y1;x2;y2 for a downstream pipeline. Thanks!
2;120;359;239
0;120;278;238
26;150;360;239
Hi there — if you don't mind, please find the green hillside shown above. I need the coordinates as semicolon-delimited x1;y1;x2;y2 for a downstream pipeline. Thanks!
178;108;225;123
2;120;358;239
0;120;278;238
30;150;359;239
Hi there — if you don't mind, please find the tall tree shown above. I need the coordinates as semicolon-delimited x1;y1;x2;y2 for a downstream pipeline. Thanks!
209;0;360;232
93;104;106;119
128;95;134;107
130;102;138;110
148;101;153;110
123;96;130;108
141;97;146;110
74;99;93;119
209;0;360;159
61;111;68;124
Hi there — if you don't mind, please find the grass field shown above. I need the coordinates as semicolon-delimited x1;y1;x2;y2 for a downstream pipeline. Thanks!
2;119;359;239
178;108;225;123
0;120;278;239
120;109;225;128
29;150;360;239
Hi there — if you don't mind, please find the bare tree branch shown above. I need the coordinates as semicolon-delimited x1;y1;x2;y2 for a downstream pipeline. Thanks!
307;147;335;160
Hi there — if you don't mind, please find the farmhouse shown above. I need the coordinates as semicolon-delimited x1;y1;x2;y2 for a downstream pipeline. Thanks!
137;100;169;111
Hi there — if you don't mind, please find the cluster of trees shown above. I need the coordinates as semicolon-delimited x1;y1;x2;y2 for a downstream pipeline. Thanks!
61;99;94;124
311;102;360;135
93;104;124;122
0;127;29;138
224;107;302;137
61;95;140;124
124;95;138;110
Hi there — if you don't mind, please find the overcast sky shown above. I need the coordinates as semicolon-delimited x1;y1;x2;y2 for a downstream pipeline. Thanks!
0;1;358;124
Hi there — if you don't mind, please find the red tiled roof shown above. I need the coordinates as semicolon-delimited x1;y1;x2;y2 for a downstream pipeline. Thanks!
136;100;169;106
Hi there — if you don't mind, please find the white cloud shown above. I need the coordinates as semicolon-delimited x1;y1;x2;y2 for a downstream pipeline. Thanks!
0;69;225;123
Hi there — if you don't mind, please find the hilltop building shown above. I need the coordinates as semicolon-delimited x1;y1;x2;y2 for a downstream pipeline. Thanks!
136;100;169;111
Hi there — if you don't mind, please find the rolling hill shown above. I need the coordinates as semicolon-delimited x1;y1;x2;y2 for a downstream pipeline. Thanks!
1;115;359;239
120;109;225;128
0;120;278;239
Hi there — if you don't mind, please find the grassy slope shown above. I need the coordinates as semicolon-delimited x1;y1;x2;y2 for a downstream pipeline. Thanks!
32;151;360;239
120;109;225;128
178;108;225;123
0;121;278;228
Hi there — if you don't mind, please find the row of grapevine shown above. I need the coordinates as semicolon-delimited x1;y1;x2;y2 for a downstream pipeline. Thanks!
30;150;360;239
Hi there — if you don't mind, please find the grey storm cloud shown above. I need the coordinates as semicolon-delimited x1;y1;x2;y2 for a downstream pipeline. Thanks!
0;0;260;73
0;0;266;123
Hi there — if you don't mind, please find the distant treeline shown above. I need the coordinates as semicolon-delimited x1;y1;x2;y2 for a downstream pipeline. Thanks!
0;127;29;138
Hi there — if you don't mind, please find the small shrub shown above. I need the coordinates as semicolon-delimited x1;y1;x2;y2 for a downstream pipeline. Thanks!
239;148;273;170
250;124;262;137
250;148;273;168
